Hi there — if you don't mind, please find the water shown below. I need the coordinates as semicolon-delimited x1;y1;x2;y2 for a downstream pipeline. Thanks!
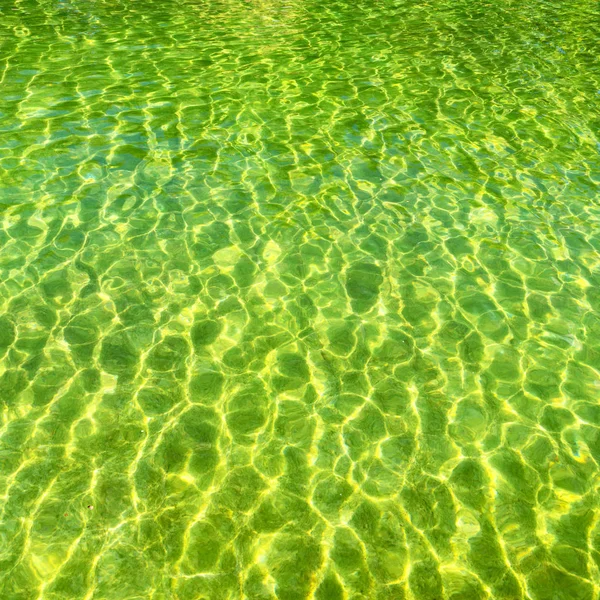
1;0;600;598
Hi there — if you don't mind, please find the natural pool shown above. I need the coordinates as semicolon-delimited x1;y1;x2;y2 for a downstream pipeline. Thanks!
1;0;600;598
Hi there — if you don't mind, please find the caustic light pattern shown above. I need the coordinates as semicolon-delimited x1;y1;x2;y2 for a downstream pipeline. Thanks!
0;0;600;599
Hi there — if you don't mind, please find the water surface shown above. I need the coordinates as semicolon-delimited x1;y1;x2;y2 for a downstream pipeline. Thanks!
1;0;600;598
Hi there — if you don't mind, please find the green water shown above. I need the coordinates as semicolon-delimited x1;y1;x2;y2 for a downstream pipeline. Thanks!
1;0;600;598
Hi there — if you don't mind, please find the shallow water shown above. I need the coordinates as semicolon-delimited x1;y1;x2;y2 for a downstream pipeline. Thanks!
1;0;600;598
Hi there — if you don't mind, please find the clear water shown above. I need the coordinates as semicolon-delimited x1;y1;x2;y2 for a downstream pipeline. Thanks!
1;0;600;598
